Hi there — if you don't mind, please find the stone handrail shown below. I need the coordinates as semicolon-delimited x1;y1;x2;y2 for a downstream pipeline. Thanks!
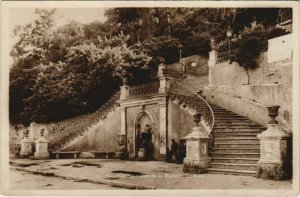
128;80;160;98
47;90;120;152
169;79;215;134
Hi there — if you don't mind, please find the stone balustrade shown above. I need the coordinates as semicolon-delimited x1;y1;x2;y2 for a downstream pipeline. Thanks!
216;48;238;64
128;81;160;98
169;80;215;133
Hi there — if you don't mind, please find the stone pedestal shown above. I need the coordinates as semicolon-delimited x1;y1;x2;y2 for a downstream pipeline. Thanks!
20;130;34;158
120;85;130;100
183;114;210;173
34;129;49;159
120;77;130;100
159;76;170;94
257;106;290;180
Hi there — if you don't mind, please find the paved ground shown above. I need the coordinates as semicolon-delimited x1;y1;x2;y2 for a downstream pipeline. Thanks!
9;159;293;190
10;169;121;190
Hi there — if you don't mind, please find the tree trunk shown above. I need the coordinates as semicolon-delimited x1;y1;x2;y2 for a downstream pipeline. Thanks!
243;67;250;85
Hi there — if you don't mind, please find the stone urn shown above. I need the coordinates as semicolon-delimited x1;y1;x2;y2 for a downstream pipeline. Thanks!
267;105;280;124
193;113;201;127
122;77;128;86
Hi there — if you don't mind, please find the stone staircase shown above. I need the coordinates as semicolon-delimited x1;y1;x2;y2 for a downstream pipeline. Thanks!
207;103;265;176
168;74;265;176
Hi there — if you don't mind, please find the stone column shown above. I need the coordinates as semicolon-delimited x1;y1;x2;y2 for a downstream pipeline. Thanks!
159;68;170;94
20;129;34;158
120;107;126;135
34;129;49;159
257;106;290;180
157;63;166;78
159;99;168;154
208;50;217;87
183;113;210;173
120;77;130;100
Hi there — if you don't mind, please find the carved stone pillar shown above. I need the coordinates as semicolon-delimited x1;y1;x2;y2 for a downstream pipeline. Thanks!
183;113;210;173
34;129;49;159
159;100;168;154
120;107;126;135
159;68;170;94
120;77;130;100
157;63;166;78
208;50;217;87
20;129;34;158
257;106;291;180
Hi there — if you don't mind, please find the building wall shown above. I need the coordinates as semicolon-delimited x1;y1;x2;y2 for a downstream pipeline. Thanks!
206;48;292;133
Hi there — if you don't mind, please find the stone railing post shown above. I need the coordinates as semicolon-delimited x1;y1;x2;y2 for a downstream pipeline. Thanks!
183;113;210;173
257;106;290;180
34;129;49;159
208;50;217;87
20;129;34;158
157;63;166;78
159;68;170;94
120;77;130;100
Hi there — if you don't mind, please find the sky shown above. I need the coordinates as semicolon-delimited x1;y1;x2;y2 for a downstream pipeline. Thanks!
10;8;107;34
9;8;108;65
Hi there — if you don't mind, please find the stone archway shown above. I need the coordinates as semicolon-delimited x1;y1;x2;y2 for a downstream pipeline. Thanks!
134;111;153;158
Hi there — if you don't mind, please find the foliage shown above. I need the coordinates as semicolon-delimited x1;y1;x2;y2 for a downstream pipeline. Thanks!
215;24;289;84
10;7;288;124
10;9;151;125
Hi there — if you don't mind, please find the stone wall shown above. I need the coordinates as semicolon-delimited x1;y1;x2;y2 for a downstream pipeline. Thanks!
206;46;292;133
64;108;121;151
168;102;193;148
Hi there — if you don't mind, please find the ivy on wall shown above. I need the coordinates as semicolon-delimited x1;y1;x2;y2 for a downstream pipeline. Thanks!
216;24;289;84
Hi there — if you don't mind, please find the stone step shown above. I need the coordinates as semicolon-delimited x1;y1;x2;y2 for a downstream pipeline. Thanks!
215;122;259;126
214;133;259;137
211;148;260;153
214;113;244;116
215;121;254;125
210;162;258;171
210;152;260;158
214;139;259;144
214;118;250;121
213;143;260;148
214;125;264;129
207;168;257;176
214;128;264;132
210;157;259;164
214;136;258;140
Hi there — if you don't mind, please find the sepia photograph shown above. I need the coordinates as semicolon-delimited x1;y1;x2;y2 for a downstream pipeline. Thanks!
0;1;299;196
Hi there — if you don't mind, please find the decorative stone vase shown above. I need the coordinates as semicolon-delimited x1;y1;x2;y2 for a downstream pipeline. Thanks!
122;77;128;86
267;105;280;124
161;68;167;77
193;113;201;127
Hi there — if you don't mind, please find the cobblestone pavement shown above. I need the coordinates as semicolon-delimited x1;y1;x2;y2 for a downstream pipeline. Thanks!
9;159;293;190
